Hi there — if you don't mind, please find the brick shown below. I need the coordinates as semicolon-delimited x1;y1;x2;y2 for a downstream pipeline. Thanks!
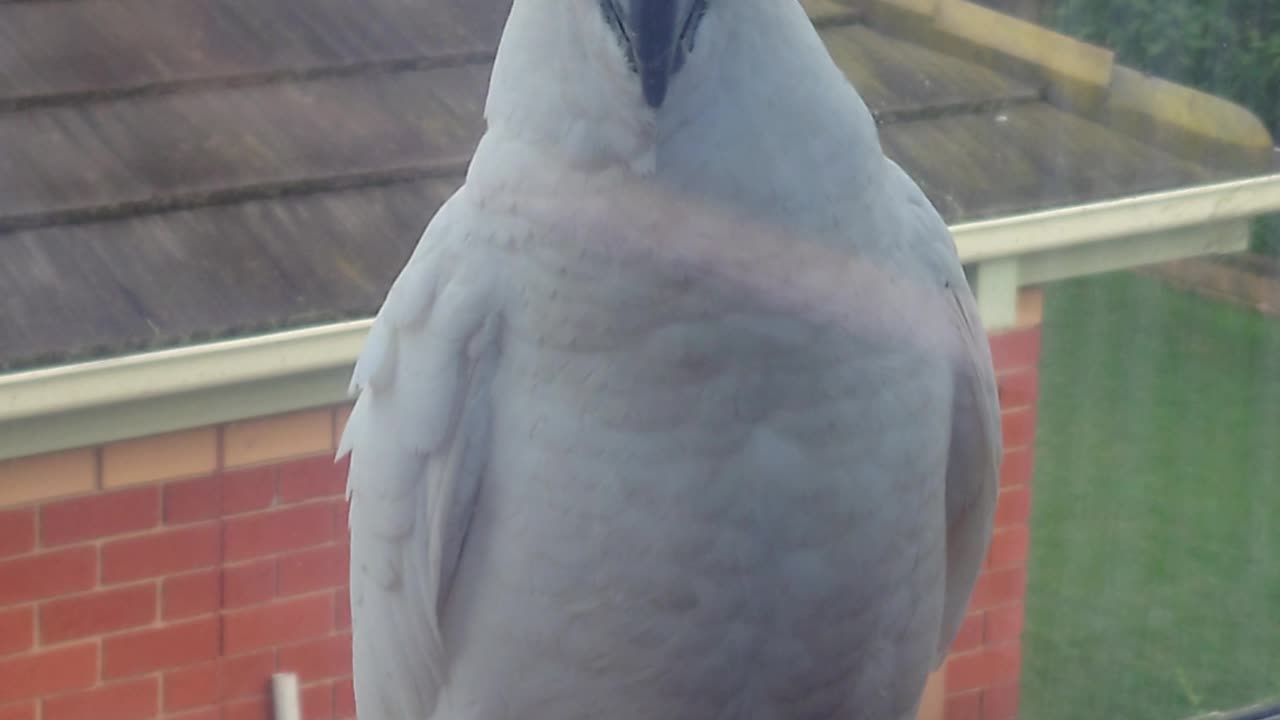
0;643;97;703
985;525;1030;571
946;644;1022;692
917;669;944;720
999;407;1037;451
333;677;355;718
985;603;1025;645
278;544;349;597
43;676;159;720
225;696;271;720
999;447;1034;488
222;467;276;515
224;410;333;470
0;450;96;508
102;616;219;679
101;522;220;584
163;570;221;620
224;503;334;562
0;510;35;558
993;485;1031;528
0;701;35;720
0;607;33;656
220;651;273;699
943;689;981;720
278;634;353;683
334;456;350;490
334;499;350;539
334;588;351;630
223;593;333;655
40;584;156;644
995;365;1039;411
102;428;217;489
163;662;219;712
987;325;1041;372
40;487;160;547
278;456;346;504
0;547;96;605
969;567;1026;611
167;709;219;720
163;474;222;525
302;680;333;719
333;405;353;447
223;559;276;608
983;683;1020;720
1015;287;1044;327
948;612;983;654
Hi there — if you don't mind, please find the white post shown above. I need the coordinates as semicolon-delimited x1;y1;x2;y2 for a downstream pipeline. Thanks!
271;672;302;720
971;258;1021;331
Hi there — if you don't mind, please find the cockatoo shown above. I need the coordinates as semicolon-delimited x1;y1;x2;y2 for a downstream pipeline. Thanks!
340;1;1001;718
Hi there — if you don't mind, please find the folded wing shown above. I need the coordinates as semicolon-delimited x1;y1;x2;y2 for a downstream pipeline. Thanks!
340;194;501;718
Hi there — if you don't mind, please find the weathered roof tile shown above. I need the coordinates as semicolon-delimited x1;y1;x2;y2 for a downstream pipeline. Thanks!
0;0;506;108
0;66;488;230
0;0;1268;370
882;104;1214;220
0;179;457;368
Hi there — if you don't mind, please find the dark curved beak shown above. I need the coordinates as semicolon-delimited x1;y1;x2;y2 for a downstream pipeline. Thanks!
626;0;681;108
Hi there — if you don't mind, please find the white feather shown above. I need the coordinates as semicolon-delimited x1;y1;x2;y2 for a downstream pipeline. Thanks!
343;1;999;718
342;191;500;718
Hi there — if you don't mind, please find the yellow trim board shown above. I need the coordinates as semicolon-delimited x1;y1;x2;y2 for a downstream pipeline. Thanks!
866;0;1113;89
1109;68;1272;153
934;0;1113;89
863;0;1272;162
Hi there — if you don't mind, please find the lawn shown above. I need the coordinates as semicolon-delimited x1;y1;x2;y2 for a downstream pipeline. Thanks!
1020;271;1280;719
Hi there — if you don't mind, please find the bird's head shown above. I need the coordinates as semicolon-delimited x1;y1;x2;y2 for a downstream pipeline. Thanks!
480;0;872;183
482;0;730;172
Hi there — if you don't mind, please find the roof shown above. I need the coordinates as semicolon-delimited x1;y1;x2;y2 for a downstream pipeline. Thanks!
0;0;1273;372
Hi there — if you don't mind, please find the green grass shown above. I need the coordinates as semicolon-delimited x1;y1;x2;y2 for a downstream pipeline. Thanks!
1253;216;1280;258
1021;272;1280;719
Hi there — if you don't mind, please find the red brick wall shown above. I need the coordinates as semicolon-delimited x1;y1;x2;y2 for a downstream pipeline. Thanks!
0;323;1042;720
0;454;355;720
942;323;1042;720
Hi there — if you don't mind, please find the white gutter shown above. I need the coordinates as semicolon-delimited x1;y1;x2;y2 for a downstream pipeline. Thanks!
0;321;369;460
956;173;1280;327
2;173;1279;460
0;319;368;424
951;173;1280;263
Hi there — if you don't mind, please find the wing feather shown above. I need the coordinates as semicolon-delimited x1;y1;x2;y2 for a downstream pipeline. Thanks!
888;160;1001;664
936;275;1001;663
340;193;500;718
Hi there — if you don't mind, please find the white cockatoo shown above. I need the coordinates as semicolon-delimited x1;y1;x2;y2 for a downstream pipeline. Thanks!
340;1;1001;718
